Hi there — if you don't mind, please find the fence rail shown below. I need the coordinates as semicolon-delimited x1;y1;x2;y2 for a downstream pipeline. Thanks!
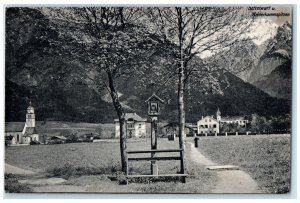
125;148;187;183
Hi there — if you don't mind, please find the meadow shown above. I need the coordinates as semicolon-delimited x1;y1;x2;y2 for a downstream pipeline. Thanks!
197;134;291;193
5;134;290;193
5;138;215;193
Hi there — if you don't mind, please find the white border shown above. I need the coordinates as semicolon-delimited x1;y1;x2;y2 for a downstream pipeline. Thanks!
0;0;298;202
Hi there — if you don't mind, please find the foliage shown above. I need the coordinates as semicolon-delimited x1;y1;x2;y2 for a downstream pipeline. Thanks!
44;7;179;171
5;173;33;193
219;113;291;133
143;7;254;93
219;122;249;133
46;163;119;179
249;114;290;133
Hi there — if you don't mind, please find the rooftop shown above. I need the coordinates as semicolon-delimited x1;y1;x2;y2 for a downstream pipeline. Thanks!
5;122;24;132
114;113;147;122
198;116;218;122
24;127;38;135
221;116;247;121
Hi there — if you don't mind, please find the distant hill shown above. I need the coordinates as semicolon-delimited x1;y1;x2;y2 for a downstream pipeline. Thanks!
5;8;291;123
116;71;291;123
253;61;292;99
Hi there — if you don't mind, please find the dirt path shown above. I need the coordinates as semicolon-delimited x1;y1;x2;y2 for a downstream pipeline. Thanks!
5;163;37;175
5;163;130;193
5;163;86;192
188;142;260;193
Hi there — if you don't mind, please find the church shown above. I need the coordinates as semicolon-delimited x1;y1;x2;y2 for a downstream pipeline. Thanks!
5;102;39;145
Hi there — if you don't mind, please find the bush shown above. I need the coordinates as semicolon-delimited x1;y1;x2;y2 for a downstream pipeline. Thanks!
30;140;40;145
5;173;32;193
46;163;121;179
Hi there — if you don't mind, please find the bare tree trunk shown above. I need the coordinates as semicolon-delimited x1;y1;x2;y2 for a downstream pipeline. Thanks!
118;115;127;172
176;7;187;179
107;70;127;172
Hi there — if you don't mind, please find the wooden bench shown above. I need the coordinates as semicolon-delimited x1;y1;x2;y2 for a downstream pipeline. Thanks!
125;149;188;183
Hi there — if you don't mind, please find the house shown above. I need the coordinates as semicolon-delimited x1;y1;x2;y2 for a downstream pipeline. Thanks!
5;122;24;144
163;122;194;137
220;116;249;126
197;116;220;134
216;108;249;126
186;124;198;136
114;113;147;138
5;102;39;145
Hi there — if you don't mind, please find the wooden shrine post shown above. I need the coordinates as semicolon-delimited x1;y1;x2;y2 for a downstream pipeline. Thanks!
145;93;164;175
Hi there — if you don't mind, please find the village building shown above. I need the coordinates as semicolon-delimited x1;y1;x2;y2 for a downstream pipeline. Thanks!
197;116;220;134
220;116;249;126
114;113;147;138
5;102;39;145
196;108;249;135
163;122;192;137
216;108;249;126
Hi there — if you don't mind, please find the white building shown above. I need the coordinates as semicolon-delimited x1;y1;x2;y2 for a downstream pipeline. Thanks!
196;108;249;135
220;116;249;126
5;102;39;144
114;113;147;138
217;108;249;126
197;116;219;134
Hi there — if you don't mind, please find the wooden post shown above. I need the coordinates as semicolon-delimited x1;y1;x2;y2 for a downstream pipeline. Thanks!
145;93;164;176
151;117;158;175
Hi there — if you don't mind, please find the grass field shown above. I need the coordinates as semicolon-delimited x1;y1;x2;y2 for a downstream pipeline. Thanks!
197;134;291;193
5;134;290;193
5;138;215;193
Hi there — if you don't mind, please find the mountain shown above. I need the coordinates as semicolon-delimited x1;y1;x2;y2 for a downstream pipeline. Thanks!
5;8;291;123
92;68;290;122
239;22;292;99
253;61;292;99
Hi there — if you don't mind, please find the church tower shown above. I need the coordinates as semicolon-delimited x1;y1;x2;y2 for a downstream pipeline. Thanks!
216;108;221;122
26;101;35;128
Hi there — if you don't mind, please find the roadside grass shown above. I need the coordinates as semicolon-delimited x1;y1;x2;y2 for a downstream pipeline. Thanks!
5;141;122;172
46;163;119;179
6;138;215;193
5;173;33;193
196;134;290;193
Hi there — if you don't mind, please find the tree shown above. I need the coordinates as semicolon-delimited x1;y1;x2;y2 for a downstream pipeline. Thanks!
44;7;157;172
143;7;254;173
